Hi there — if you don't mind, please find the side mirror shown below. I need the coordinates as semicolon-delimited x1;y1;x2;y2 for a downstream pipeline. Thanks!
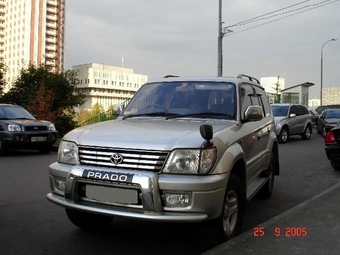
289;113;296;118
113;103;124;115
200;124;213;147
244;106;263;122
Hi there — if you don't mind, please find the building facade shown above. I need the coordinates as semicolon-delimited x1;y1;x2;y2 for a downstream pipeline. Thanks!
322;87;340;105
260;76;285;103
308;99;321;110
280;82;314;106
2;0;65;92
260;76;285;94
73;63;148;111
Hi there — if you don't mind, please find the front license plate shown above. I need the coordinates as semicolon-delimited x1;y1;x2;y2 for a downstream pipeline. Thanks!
31;136;47;142
86;185;138;204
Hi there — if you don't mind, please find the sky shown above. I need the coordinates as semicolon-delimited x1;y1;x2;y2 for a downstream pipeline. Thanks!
64;0;340;99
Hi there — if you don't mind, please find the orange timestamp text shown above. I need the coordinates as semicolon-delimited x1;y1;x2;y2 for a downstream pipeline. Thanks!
253;227;308;237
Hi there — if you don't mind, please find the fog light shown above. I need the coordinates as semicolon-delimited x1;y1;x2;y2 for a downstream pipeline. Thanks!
55;179;66;191
15;136;20;141
164;192;191;208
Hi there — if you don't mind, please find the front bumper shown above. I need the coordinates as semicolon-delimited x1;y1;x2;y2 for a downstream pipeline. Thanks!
47;163;229;222
2;131;57;149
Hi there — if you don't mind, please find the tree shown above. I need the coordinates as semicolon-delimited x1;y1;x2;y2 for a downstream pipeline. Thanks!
0;63;85;136
0;59;7;95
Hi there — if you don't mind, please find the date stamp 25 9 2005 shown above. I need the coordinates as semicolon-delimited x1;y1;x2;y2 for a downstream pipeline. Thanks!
253;227;308;237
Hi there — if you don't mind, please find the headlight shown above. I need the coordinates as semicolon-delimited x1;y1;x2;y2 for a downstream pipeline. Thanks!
8;124;22;132
48;123;56;131
163;148;216;175
58;140;79;165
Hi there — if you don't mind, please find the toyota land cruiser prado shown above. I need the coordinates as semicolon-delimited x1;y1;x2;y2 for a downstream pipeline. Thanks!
47;74;279;245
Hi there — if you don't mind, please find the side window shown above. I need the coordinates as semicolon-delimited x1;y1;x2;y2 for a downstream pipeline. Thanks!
290;105;297;115
240;84;264;120
301;106;309;115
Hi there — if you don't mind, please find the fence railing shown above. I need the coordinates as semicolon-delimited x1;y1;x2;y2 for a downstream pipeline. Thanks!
79;99;131;127
79;109;117;127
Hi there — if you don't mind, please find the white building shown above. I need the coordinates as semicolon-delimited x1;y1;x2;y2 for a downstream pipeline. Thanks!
260;77;285;94
2;0;65;92
73;63;148;111
322;87;340;106
308;99;321;110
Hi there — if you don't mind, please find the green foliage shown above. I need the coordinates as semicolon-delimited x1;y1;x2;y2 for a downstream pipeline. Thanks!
74;103;107;126
0;63;85;136
0;59;7;95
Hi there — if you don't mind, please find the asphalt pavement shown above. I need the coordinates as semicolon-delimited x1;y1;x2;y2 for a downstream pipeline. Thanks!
202;180;340;255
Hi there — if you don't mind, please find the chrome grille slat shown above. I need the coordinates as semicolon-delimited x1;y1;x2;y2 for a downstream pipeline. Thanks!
78;146;169;172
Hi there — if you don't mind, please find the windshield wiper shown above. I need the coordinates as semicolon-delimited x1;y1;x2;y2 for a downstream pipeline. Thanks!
166;112;233;120
122;112;177;120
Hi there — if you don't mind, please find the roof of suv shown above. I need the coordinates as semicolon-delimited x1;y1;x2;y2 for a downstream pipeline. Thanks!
148;74;263;87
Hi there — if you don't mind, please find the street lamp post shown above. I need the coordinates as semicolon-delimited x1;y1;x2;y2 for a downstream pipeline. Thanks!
320;39;337;106
217;0;223;76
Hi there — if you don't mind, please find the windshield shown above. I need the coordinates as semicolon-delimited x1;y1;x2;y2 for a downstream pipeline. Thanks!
271;105;289;117
122;81;237;119
0;106;36;120
325;110;340;119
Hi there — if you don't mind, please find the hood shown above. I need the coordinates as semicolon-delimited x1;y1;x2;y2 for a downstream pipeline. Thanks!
3;119;51;126
274;116;287;122
325;118;340;124
64;118;235;151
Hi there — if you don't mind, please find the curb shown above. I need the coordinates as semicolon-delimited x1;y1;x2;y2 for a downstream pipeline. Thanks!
202;181;340;255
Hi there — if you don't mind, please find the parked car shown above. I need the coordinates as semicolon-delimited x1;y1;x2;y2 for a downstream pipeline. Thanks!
317;109;340;136
315;104;340;115
309;109;319;125
47;74;280;246
0;104;58;155
271;103;313;143
324;121;340;170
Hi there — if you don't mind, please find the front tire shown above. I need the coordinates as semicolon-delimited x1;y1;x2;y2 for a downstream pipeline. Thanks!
65;209;113;230
301;125;312;140
278;127;288;143
203;174;245;246
331;161;340;171
258;153;275;199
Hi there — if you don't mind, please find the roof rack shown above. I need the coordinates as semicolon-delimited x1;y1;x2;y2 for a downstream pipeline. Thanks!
163;75;179;78
237;74;260;84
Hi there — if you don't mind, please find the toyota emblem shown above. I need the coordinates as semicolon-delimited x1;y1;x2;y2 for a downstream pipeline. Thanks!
110;154;124;164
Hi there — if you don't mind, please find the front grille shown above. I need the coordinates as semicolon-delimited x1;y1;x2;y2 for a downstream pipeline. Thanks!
25;126;48;131
78;146;170;172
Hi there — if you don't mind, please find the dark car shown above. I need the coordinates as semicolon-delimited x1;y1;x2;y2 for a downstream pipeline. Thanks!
309;109;319;125
317;109;340;136
315;104;340;115
0;104;58;155
324;121;340;170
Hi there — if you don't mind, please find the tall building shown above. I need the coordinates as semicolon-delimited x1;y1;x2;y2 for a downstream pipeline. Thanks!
2;0;65;92
73;63;148;111
308;99;321;110
322;87;340;105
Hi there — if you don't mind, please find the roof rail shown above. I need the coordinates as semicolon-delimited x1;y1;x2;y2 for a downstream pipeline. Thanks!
237;74;260;84
163;75;179;78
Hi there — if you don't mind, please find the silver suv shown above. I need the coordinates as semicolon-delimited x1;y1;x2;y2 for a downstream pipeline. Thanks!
271;103;313;143
47;74;279;245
